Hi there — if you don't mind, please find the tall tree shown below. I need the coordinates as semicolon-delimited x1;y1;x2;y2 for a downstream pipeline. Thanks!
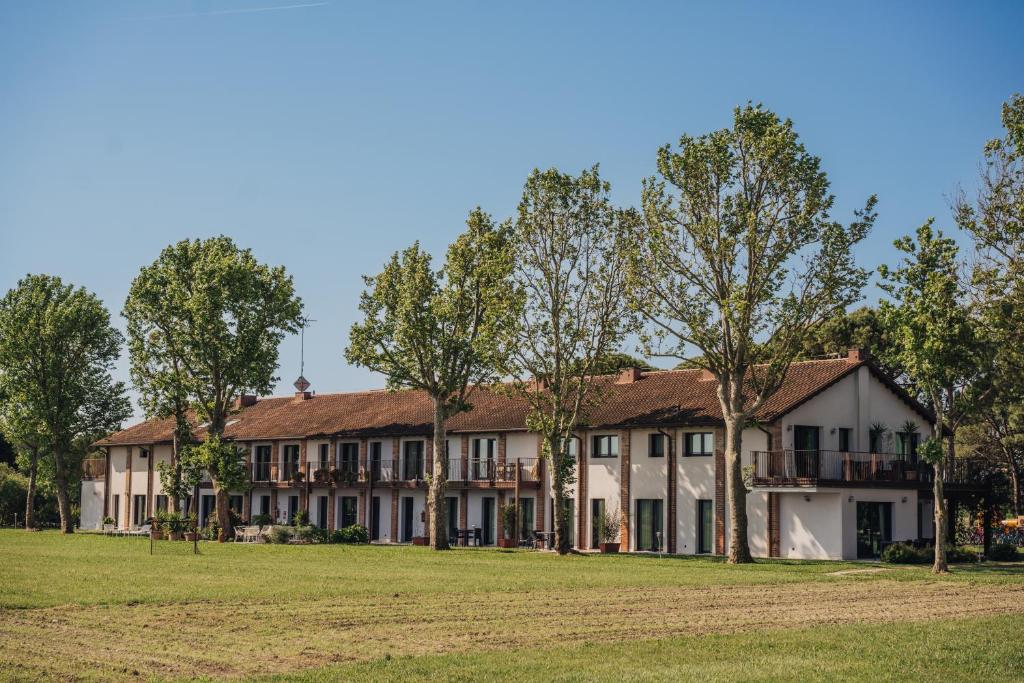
504;166;635;555
878;221;990;573
0;396;47;529
626;104;875;563
0;275;131;532
124;237;303;540
346;209;515;550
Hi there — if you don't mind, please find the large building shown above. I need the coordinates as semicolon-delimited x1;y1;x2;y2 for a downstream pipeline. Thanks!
83;349;969;560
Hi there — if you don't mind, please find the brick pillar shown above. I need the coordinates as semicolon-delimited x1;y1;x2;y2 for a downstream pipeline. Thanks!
390;489;400;542
103;448;111;518
425;437;434;477
124;447;133;529
714;427;726;555
667;429;678;553
299;440;309;515
146;445;155;518
536;437;546;532
327;491;336;532
620;431;631;551
460;435;469;484
393;438;401;475
358;439;368;526
768;422;783;451
497;490;506;541
498;434;507;469
242;443;252;522
768;492;781;557
577;434;587;550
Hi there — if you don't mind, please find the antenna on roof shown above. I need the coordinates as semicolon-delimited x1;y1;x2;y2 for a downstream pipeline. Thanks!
294;318;316;394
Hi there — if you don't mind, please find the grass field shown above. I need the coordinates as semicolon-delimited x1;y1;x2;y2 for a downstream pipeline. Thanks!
1;531;1023;681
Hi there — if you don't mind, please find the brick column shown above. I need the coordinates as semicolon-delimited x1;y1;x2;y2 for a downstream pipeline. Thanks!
667;429;678;553
393;438;400;475
327;491;336;532
768;492;781;557
536;437;546;532
619;431;631;551
576;433;587;550
146;445;155;518
497;434;507;469
299;440;309;515
714;426;726;555
390;489;400;542
460;435;469;484
103;448;111;518
425;437;434;477
124;447;133;529
358;439;368;526
497;490;506;541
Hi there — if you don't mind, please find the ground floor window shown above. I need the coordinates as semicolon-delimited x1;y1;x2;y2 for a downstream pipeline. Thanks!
559;498;575;547
518;497;535;541
258;495;270;516
591;498;605;549
286;495;298;524
857;501;893;559
229;495;243;515
155;495;168;513
370;496;381;540
133;495;147;527
697;499;713;554
111;494;120;525
446;496;459;540
340;496;358;528
201;494;216;527
635;498;663;551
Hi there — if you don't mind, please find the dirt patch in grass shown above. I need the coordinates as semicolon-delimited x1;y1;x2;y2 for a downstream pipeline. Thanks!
2;579;1021;680
827;567;894;576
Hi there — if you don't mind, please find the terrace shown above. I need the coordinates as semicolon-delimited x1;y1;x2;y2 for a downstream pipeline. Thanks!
750;450;985;489
248;457;540;487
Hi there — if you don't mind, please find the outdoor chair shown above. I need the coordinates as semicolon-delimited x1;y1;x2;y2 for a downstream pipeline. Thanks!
128;524;151;537
101;523;114;535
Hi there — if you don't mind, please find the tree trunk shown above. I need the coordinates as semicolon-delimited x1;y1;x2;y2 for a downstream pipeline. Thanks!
932;412;949;574
724;413;753;564
168;432;181;515
53;452;73;534
550;435;571;555
214;484;231;542
1009;463;1022;518
24;445;39;530
428;396;449;550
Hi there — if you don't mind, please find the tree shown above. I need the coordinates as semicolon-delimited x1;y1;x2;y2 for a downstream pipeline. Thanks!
124;237;303;540
959;396;1024;517
878;221;990;573
0;275;131;532
504;166;635;555
795;307;886;360
626;104;875;563
0;395;47;529
584;352;656;376
346;209;515;550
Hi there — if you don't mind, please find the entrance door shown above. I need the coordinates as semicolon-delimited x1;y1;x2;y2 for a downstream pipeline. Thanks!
636;499;664;551
200;494;216;528
856;501;893;559
560;498;575;547
401;497;414;542
370;496;381;541
481;497;496;545
591;499;605;549
446;496;459;541
696;499;713;553
317;496;328;529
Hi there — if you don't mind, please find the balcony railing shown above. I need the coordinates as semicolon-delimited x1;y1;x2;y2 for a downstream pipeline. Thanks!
246;457;542;486
82;457;106;480
751;450;931;487
443;457;540;483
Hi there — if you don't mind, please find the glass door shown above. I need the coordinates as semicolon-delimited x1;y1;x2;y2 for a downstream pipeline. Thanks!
697;499;713;554
560;498;575;547
446;496;459;541
482;497;496;545
401;497;414;542
856;501;893;558
636;499;664;551
591;499;605;549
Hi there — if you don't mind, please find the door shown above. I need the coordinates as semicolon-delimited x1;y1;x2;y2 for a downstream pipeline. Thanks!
697;499;713;554
133;495;147;527
446;496;459;541
792;426;821;478
560;498;575;547
518;498;535;541
857;501;893;559
200;495;216;528
401;497;414;542
287;495;298;524
591;499;605;549
317;496;328;529
370;496;381;541
636;499;664;551
482;497;496;545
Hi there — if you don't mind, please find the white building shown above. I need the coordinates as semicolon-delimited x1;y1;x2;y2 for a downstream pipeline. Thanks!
83;349;966;560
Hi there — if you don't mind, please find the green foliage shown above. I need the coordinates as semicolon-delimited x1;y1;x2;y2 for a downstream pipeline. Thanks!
332;524;369;544
157;511;191;534
0;275;131;531
500;502;517;537
918;437;944;466
251;513;273;527
183;436;249;496
291;525;318;543
102;516;114;526
0;464;27;525
268;525;293;544
987;543;1020;561
597;507;621;543
292;509;310;526
946;546;979;563
881;543;929;564
581;352;655;376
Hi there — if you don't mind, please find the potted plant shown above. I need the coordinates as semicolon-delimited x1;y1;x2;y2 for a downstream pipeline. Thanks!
411;517;429;545
149;514;165;540
597;508;621;553
290;469;305;485
183;513;199;542
162;512;188;541
498;502;517;548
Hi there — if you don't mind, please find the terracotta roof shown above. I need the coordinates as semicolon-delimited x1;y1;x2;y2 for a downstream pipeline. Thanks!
95;357;892;447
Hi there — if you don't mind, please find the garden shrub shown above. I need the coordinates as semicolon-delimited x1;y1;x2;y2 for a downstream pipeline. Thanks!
987;543;1020;561
291;525;319;543
268;525;293;544
292;509;310;526
881;543;928;564
946;546;978;563
331;524;369;544
250;513;272;527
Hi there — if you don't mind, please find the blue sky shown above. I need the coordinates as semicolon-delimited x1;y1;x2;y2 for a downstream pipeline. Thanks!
1;1;1022;416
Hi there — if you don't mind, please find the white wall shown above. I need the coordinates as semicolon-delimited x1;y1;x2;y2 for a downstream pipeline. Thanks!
80;480;104;529
780;492;843;559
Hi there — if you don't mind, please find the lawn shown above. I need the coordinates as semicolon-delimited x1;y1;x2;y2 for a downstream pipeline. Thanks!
1;531;1022;681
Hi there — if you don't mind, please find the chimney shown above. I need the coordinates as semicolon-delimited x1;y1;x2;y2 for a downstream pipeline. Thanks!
847;347;867;363
294;390;313;401
616;367;642;384
235;394;258;409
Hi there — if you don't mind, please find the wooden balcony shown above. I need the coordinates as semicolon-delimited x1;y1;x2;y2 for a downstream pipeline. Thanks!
751;449;931;488
82;457;106;481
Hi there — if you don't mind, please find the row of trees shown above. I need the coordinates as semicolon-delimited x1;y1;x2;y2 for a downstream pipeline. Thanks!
1;96;1019;573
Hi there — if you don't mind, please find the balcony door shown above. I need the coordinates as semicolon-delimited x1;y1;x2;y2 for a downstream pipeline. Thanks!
254;445;272;481
591;498;605;549
792;426;820;478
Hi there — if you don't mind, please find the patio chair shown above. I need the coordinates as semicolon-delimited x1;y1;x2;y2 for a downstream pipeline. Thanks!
101;523;114;535
128;524;151;537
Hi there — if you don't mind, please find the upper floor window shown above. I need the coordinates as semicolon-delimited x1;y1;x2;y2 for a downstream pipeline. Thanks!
472;437;496;461
838;428;852;453
403;440;425;479
561;437;579;459
684;432;713;457
340;442;359;472
648;433;665;458
896;431;920;461
318;443;330;469
592;435;619;458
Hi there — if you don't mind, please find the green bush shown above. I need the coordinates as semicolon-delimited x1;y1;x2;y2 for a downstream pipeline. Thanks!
250;513;272;527
946;546;979;563
291;525;319;543
267;525;293;544
881;543;928;564
331;524;369;544
987;543;1020;561
292;509;310;526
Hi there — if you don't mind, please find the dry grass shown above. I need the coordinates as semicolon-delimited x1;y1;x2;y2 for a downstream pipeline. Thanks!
1;531;1023;681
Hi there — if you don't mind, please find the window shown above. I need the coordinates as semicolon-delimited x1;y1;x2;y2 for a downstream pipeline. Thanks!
635;499;663;551
685;432;713;457
648;433;665;458
254;445;272;481
318;443;330;470
697;499;713;554
403;441;424;480
472;438;495;479
369;441;383;479
592;435;619;458
258;495;270;516
591;498;605;549
287;495;298;523
562;437;579;458
340;496;358;528
838;428;852;453
229;495;243;514
340;443;359;474
896;431;920;462
283;444;300;479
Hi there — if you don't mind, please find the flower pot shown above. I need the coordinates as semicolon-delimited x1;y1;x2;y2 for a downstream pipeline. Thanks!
599;542;620;554
497;538;517;549
149;530;164;541
411;536;429;546
168;531;183;542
